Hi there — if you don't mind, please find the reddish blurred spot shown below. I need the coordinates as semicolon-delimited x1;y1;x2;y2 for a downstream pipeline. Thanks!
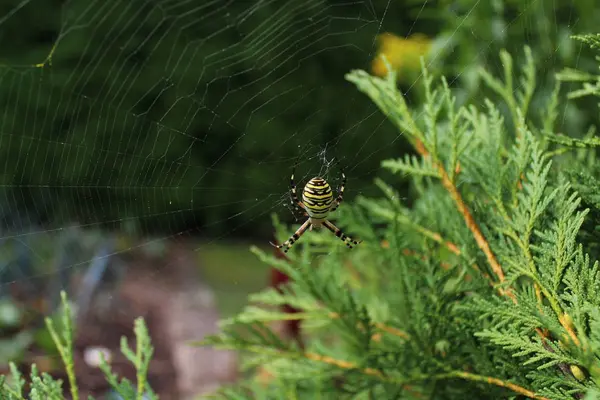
270;242;304;349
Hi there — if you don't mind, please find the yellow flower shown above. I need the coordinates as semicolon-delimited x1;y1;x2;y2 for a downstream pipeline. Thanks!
371;33;432;79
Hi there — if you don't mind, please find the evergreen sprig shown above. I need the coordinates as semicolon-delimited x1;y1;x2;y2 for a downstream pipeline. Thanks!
556;34;600;102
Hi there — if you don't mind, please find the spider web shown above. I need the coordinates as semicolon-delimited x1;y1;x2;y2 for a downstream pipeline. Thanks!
0;0;406;283
0;0;587;357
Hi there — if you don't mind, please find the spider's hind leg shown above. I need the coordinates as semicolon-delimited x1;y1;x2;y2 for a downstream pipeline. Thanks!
322;219;361;249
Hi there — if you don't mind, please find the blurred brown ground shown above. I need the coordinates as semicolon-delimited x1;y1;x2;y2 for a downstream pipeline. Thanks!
65;241;238;399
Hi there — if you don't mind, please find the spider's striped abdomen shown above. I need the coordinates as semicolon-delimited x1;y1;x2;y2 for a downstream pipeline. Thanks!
302;177;333;220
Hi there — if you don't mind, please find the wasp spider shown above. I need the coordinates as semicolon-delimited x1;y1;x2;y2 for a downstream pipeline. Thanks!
270;169;361;253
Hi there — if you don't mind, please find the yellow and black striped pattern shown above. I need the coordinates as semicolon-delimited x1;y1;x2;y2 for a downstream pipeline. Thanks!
270;169;360;253
302;177;334;219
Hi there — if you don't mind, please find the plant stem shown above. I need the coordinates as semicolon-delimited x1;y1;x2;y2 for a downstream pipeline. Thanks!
443;370;549;400
46;317;79;400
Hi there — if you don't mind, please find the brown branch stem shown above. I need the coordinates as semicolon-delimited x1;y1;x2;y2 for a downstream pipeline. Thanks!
436;163;505;282
270;347;548;400
446;371;549;400
412;138;514;300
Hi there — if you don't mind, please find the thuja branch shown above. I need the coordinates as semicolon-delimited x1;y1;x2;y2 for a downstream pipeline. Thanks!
373;321;410;340
346;69;508;291
245;309;411;341
45;291;79;400
442;371;549;400
328;312;410;340
401;248;492;283
240;345;402;384
362;199;461;255
429;140;513;298
232;345;547;400
266;243;410;346
345;63;588;397
435;161;506;282
409;128;507;287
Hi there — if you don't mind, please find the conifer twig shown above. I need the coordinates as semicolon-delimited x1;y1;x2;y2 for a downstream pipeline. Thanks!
326;312;410;339
275;311;411;340
246;345;400;383
303;352;384;378
383;83;507;289
367;201;461;254
443;371;549;400
429;233;461;255
249;297;410;344
415;138;514;299
247;345;547;400
45;291;79;400
372;321;410;340
269;241;411;345
559;313;581;347
435;157;505;283
401;248;492;283
346;68;510;296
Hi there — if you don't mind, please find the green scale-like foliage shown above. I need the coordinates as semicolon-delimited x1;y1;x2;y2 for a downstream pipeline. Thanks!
201;36;600;399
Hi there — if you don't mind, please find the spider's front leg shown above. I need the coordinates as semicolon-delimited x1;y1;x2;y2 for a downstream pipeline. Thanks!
270;219;311;253
290;167;307;216
329;171;346;213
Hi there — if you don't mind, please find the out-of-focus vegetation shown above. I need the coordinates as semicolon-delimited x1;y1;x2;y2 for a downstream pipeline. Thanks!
0;0;597;239
198;241;271;317
0;292;157;399
0;225;123;374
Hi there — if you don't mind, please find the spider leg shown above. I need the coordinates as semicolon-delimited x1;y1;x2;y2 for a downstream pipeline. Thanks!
290;166;306;212
329;171;346;213
270;219;311;253
322;219;361;249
